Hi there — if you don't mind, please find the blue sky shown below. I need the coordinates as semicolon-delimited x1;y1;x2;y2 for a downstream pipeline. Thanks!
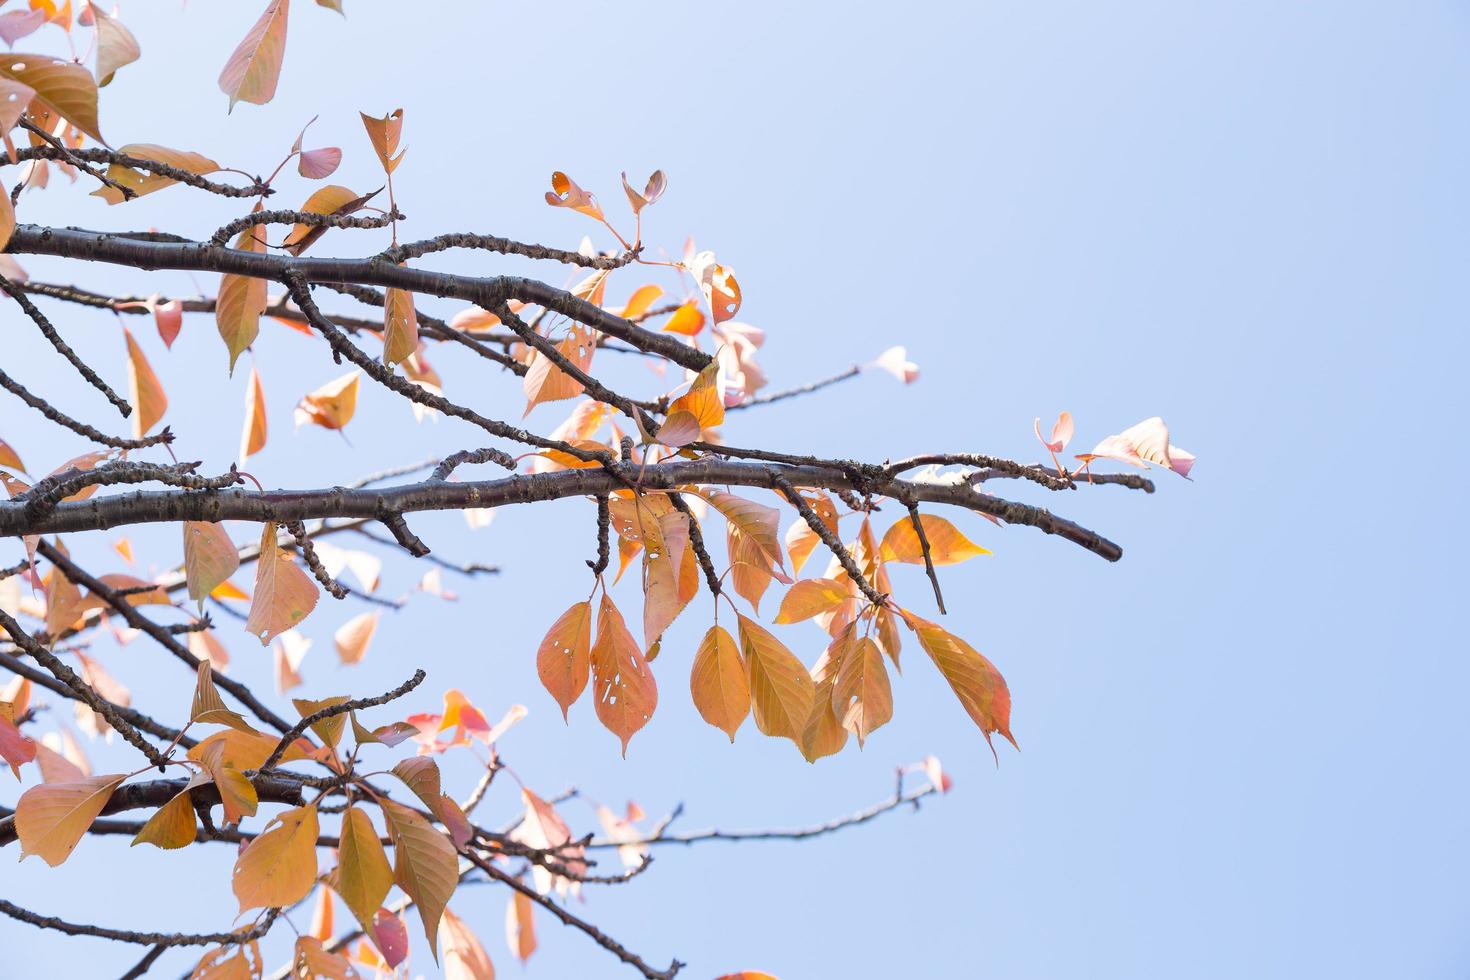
4;1;1468;977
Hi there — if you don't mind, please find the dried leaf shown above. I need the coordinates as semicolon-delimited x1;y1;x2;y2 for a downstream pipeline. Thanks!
545;171;602;220
832;636;892;747
91;3;139;85
505;890;537;963
621;169;666;214
130;782;199;850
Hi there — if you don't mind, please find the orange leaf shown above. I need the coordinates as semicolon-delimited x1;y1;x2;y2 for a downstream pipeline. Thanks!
879;514;991;565
360;108;405;174
621;169;667;214
245;522;320;645
589;594;657;755
294;371;360;430
123;328;166;438
184;521;241;611
800;627;853;762
283;184;377;255
505;890;537;963
661;301;704;336
92;144;220;204
216;203;268;374
773;578;851;625
337;805;393;930
689;625;748;742
0;54;101;141
535;601;591;721
292;937;356;979
545;171;602;220
218;0;289;110
334;611;379;665
130;777;202;850
383;286;419;367
439;905;497;978
233;803;320;911
656;361;723;447
906;612;1016;759
832;636;893;747
15;773;126;866
737;614;814;746
382;799;458;956
522;326;595;414
239;365;267;464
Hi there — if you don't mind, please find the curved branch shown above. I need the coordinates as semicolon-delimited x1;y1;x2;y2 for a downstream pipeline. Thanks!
1;459;1127;561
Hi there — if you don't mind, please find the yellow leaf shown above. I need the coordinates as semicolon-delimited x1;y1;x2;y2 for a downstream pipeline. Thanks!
689;625;748;742
879;514;990;565
383;286;419;367
130;780;200;850
336;805;393;930
906;612;1016;758
589;594;658;756
0;53;101;141
832;636;893;747
333;611;379;665
294;371;360;430
737;614;814;746
184;521;241;611
14;773;126;866
382;799;458;955
187;727;304;771
440;905;497;978
245;522;320;644
218;0;289;110
0;436;24;473
233;803;320;911
535;601;590;721
240;366;268;465
505;890;537;963
216;204;268;373
773;578;851;625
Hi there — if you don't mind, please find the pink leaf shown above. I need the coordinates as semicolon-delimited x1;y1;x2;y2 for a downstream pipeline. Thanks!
1033;411;1074;453
1076;416;1195;477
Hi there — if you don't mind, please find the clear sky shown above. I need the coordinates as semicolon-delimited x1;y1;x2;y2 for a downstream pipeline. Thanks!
4;1;1467;978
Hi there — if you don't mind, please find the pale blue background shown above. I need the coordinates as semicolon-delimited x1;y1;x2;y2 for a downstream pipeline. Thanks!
3;2;1467;977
